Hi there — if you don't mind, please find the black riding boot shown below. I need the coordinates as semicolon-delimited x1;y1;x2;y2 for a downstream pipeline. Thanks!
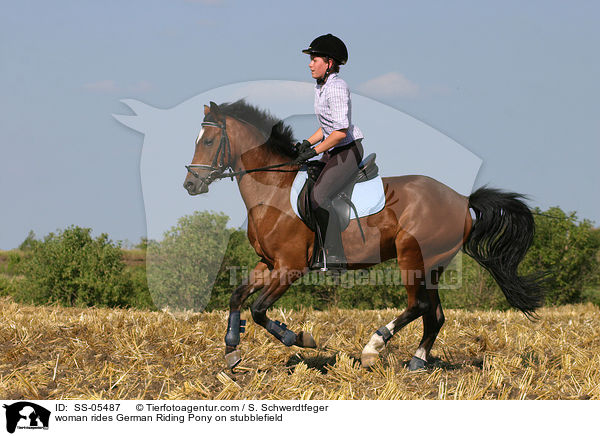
310;204;347;271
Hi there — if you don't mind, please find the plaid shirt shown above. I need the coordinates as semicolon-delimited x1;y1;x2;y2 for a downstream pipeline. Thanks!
314;73;363;148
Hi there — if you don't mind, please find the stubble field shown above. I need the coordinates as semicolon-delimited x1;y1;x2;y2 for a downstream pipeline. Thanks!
0;297;598;400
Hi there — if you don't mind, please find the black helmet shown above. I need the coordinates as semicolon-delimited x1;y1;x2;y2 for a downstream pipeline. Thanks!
302;34;348;65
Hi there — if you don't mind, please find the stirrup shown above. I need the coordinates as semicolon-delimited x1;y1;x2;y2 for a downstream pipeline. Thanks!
310;249;347;272
323;254;347;272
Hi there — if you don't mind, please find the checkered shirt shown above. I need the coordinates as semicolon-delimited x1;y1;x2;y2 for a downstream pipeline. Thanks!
314;73;363;148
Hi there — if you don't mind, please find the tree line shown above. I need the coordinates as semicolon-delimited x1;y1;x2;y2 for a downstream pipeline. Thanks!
1;207;599;312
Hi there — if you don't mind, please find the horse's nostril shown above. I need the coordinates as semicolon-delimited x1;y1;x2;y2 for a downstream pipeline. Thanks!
184;181;194;190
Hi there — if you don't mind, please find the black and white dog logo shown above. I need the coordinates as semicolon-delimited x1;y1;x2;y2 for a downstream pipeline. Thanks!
3;402;50;433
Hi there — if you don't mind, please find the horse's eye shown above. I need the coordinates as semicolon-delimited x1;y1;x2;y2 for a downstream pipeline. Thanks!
204;139;213;146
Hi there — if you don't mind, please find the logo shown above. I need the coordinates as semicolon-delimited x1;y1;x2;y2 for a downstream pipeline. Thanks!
3;402;50;434
113;80;481;310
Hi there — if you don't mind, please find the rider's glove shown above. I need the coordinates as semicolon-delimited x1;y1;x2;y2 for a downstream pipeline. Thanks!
294;139;312;155
295;147;317;163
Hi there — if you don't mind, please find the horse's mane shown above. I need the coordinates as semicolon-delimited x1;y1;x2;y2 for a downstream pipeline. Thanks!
214;99;299;158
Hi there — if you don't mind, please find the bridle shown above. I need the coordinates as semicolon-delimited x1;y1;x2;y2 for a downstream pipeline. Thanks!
185;117;300;186
185;119;235;185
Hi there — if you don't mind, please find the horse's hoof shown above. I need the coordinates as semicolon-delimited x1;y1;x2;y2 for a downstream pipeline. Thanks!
408;356;427;371
361;353;379;369
296;331;317;348
225;350;242;370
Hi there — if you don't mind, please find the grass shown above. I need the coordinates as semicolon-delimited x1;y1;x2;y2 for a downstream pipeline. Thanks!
0;297;599;400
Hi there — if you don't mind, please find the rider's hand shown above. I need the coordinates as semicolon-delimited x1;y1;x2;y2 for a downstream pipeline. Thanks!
294;139;312;154
295;147;317;163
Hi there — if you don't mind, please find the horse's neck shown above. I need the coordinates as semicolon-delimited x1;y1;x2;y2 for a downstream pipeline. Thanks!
236;143;297;213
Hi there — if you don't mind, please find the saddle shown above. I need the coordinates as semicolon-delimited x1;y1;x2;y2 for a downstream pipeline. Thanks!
297;153;379;237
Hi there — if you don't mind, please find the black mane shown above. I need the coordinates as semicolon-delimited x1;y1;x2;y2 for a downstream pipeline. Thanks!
214;99;299;158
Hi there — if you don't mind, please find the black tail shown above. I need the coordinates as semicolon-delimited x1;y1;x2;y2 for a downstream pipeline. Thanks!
464;187;546;317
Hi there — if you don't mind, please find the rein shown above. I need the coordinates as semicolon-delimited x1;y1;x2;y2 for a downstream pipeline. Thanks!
185;120;299;184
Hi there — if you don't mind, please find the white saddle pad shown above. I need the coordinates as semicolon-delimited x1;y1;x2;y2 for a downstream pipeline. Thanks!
290;171;386;219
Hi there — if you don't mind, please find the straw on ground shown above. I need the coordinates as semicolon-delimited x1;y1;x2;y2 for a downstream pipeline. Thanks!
0;297;598;400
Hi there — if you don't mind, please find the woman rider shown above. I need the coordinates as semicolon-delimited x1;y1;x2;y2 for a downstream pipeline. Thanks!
295;34;364;271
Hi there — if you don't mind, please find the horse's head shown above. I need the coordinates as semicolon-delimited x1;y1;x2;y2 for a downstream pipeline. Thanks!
184;99;300;196
184;101;232;195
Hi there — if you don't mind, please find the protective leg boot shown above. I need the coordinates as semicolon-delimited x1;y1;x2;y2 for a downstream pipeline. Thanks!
310;205;347;271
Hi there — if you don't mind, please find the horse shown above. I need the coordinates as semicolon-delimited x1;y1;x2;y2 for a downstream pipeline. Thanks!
183;100;546;371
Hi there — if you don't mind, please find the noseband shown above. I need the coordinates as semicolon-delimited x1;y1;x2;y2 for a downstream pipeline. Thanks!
185;119;234;185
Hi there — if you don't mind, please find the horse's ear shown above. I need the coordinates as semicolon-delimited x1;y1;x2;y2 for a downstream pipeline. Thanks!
209;101;223;120
204;104;210;115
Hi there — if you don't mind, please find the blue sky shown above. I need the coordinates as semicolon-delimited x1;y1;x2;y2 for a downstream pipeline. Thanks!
1;0;599;249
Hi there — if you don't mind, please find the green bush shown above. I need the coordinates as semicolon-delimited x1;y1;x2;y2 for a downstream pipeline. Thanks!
522;208;600;305
125;265;156;310
0;275;12;297
3;251;25;276
146;211;232;311
18;230;39;251
14;226;137;307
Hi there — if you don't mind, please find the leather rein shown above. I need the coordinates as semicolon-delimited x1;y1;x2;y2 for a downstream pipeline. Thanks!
185;119;299;186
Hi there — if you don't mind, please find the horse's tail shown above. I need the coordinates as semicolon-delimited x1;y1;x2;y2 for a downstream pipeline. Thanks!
464;187;546;317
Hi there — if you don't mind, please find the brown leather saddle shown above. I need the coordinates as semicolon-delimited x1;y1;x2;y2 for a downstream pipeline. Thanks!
296;153;379;238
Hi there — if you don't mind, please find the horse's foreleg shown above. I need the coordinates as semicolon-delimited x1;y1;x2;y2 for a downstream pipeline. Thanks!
409;288;445;371
250;268;316;349
361;281;429;369
224;262;269;369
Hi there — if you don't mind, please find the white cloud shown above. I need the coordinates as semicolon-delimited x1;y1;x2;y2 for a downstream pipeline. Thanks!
357;72;420;98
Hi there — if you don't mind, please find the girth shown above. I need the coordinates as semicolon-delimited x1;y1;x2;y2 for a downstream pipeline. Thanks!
297;153;379;237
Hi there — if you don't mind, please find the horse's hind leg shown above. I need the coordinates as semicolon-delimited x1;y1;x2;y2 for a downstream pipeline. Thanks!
361;233;430;368
361;281;429;368
408;287;445;370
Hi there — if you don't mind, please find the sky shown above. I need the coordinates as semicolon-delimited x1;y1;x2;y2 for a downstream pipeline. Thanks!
1;0;599;249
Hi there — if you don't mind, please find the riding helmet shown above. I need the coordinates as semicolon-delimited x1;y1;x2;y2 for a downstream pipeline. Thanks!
302;34;348;65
